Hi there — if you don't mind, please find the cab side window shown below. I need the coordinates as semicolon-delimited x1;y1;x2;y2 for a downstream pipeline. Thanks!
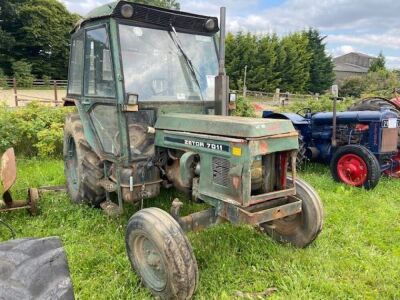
68;32;84;95
84;27;115;98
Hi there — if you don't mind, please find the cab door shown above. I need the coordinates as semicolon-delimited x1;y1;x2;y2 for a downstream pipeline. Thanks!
81;25;121;159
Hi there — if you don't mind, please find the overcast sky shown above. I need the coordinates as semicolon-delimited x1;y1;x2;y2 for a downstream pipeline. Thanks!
61;0;400;69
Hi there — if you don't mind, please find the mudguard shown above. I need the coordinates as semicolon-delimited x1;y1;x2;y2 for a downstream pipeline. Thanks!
262;111;310;125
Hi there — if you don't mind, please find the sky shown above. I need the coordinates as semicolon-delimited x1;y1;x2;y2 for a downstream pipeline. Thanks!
61;0;400;69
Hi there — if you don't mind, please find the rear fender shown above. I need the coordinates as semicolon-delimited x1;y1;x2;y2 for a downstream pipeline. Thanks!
262;111;310;125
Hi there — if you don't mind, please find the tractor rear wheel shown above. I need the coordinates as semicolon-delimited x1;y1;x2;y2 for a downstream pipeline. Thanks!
125;208;198;300
261;178;324;248
330;144;380;189
0;237;74;300
63;113;105;206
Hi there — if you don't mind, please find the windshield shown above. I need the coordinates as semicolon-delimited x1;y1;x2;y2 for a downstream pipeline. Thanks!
119;24;219;101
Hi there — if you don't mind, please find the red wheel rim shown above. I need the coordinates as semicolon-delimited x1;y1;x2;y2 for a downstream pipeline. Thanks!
336;154;368;186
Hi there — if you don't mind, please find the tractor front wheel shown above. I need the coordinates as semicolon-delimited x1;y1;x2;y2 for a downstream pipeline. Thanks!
261;178;324;248
330;144;380;189
125;208;198;300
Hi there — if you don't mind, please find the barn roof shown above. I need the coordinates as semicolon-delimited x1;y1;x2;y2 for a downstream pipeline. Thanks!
333;62;369;73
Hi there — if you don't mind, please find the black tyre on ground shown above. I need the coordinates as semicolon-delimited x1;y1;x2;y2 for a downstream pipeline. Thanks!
0;237;74;300
261;178;324;248
125;208;198;300
330;144;380;190
63;113;105;206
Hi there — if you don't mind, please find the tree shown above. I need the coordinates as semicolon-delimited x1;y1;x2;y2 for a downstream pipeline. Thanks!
225;31;314;93
369;52;386;72
12;60;34;87
225;32;258;90
251;34;281;92
278;32;311;92
0;0;80;79
0;67;7;88
306;29;335;94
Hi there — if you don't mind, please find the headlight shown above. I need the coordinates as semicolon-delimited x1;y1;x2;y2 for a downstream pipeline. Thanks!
121;4;134;18
205;18;216;31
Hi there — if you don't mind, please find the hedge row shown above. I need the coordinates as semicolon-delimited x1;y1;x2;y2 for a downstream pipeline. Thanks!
0;102;74;157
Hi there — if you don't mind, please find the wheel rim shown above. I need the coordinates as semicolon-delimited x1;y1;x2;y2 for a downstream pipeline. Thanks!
267;198;303;236
132;234;167;291
66;136;78;192
336;154;368;186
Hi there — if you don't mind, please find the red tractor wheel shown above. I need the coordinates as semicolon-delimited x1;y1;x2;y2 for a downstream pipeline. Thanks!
330;145;380;189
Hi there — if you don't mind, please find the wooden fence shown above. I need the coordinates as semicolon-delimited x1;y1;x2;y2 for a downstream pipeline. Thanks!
241;89;320;107
0;78;318;108
0;78;67;106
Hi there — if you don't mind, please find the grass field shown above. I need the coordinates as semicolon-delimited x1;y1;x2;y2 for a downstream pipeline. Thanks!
0;158;399;299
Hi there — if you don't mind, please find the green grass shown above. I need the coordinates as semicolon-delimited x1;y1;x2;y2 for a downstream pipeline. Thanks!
1;159;399;299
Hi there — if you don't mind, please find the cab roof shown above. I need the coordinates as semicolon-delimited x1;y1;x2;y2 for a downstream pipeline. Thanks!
73;1;219;35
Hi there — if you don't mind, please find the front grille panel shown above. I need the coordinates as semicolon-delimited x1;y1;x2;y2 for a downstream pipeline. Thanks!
212;157;230;187
381;128;398;152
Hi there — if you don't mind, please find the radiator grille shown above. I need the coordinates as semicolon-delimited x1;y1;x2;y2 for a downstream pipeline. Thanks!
212;157;230;187
381;128;398;152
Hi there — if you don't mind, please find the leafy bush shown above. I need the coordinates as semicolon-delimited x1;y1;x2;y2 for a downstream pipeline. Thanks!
12;60;34;88
279;94;355;113
232;96;256;117
362;69;399;99
339;76;366;98
0;102;74;157
339;70;400;99
42;75;51;87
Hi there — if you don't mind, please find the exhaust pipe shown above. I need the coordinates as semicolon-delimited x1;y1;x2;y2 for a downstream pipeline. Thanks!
215;7;229;116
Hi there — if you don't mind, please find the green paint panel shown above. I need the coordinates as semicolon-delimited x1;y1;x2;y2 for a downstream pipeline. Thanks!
155;113;295;138
86;2;117;18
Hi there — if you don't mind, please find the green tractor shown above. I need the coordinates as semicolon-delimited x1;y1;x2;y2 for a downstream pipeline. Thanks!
63;1;324;299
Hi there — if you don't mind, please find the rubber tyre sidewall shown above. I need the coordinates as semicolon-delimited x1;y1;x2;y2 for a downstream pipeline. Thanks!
262;177;324;248
125;208;198;300
330;144;381;190
63;114;85;203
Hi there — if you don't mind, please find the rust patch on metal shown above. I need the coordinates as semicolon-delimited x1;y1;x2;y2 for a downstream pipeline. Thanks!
232;176;241;189
248;131;298;141
259;141;268;153
1;148;17;192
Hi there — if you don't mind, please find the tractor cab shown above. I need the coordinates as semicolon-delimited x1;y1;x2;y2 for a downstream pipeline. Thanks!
65;1;223;163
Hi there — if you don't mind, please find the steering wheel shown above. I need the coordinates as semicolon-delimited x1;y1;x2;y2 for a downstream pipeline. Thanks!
296;108;312;117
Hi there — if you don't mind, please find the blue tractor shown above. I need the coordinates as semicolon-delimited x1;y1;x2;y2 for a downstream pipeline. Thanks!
263;108;400;189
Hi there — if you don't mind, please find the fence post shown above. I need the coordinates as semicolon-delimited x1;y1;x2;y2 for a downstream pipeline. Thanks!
53;80;58;106
274;88;280;105
13;77;18;107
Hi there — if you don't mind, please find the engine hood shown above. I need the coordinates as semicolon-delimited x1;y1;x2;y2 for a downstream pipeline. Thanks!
155;113;295;138
312;110;398;126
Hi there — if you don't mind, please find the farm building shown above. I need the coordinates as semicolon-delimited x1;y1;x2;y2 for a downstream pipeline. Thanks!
333;52;376;83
